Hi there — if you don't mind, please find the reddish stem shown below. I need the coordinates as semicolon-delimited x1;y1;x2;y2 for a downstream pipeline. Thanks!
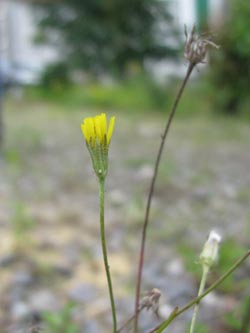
134;63;195;333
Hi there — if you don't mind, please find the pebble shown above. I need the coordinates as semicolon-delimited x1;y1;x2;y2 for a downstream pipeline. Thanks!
109;189;128;206
53;264;73;278
0;254;17;267
158;303;174;319
11;270;34;287
28;290;59;312
69;283;97;303
11;302;30;321
136;165;154;180
167;258;185;276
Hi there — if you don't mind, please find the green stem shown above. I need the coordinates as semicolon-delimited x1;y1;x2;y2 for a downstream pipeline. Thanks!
189;264;209;333
99;178;117;333
148;249;250;333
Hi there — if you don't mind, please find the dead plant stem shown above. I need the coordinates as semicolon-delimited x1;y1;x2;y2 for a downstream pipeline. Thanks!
134;62;195;333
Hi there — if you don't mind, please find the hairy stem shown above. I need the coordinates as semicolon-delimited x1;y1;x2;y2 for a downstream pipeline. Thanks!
99;179;117;333
134;62;195;333
148;249;250;333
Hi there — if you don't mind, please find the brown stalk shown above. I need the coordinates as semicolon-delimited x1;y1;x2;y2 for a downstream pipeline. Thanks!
133;62;195;333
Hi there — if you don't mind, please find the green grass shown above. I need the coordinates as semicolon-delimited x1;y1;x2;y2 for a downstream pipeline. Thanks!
43;302;80;333
11;201;36;251
24;77;169;112
22;74;216;116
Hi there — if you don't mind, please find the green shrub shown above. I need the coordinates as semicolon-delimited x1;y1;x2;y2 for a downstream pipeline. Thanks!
39;62;71;90
27;74;172;112
209;0;250;116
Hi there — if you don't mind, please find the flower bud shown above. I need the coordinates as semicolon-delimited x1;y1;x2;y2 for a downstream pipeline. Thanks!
200;230;222;268
81;113;115;180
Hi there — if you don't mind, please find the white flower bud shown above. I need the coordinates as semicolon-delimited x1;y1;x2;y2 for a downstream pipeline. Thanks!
200;230;222;268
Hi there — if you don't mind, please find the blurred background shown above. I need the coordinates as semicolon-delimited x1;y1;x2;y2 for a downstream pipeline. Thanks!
0;0;250;332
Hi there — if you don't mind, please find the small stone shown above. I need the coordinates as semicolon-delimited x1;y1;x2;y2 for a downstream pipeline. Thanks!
158;303;174;319
136;165;154;180
11;302;30;321
222;184;237;199
28;290;59;312
0;254;17;267
69;284;97;303
167;258;185;276
53;264;73;278
109;189;127;206
11;271;33;287
192;188;210;202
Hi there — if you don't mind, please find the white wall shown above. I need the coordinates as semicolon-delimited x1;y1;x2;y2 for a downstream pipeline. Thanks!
5;0;57;68
208;0;227;28
174;0;196;30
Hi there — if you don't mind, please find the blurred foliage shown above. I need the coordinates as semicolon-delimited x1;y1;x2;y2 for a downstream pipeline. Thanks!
43;302;80;333
225;296;250;332
26;75;212;115
39;62;71;89
216;239;246;293
185;322;208;333
209;0;250;116
26;75;170;111
33;0;179;78
11;202;35;251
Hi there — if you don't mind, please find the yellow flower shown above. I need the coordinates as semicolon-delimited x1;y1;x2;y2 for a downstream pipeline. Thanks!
81;113;115;147
81;113;115;179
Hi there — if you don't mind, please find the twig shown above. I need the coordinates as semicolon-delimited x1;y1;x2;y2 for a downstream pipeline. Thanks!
147;249;250;333
117;305;143;333
134;62;195;333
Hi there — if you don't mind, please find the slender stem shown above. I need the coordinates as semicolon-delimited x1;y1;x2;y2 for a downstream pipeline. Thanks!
147;249;250;333
0;80;4;151
99;178;117;333
189;265;209;333
134;62;195;333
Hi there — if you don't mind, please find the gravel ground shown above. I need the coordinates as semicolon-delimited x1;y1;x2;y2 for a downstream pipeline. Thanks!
0;101;250;333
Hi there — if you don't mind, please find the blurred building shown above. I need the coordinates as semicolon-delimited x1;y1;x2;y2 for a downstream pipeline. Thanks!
169;0;227;30
0;0;57;85
0;0;226;84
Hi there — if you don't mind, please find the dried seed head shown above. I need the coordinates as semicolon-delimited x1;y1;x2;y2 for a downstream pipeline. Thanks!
184;25;219;65
140;288;161;316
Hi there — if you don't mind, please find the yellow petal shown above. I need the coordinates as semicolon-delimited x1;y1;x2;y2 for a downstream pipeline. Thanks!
107;116;115;144
81;117;95;143
94;113;107;144
100;113;107;140
94;114;101;143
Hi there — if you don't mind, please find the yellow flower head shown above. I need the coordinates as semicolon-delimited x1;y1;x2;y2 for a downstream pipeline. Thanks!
81;113;115;179
81;113;115;147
